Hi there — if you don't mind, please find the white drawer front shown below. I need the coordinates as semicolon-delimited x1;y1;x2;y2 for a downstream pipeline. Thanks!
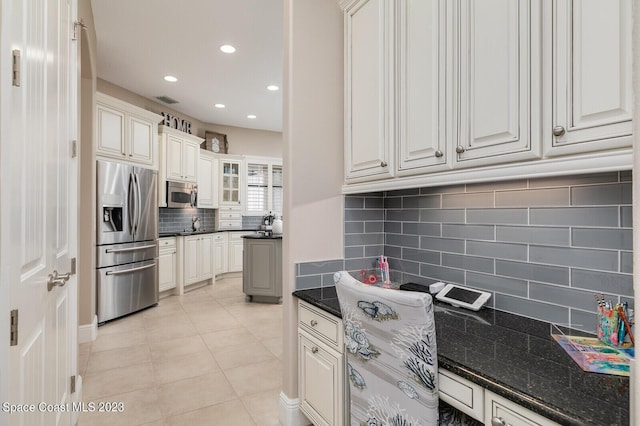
485;391;559;426
439;369;484;421
298;301;343;352
218;220;242;229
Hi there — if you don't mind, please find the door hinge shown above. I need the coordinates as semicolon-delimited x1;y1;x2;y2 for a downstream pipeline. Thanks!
72;20;87;41
12;49;20;87
71;140;77;158
70;257;77;275
10;309;18;346
70;375;76;394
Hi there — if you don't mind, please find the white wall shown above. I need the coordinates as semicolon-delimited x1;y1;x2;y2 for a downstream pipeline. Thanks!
97;79;282;157
281;0;344;405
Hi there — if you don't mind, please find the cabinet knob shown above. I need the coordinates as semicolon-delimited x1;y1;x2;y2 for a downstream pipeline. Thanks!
491;417;507;426
310;320;318;327
434;150;444;158
552;126;566;137
311;347;319;354
122;153;126;156
455;145;466;154
380;161;387;168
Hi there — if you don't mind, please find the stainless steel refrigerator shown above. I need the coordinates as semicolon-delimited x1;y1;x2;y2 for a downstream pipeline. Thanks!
96;160;159;323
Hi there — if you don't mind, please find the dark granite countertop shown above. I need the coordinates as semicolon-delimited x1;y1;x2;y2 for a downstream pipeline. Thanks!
242;234;283;239
159;229;258;238
292;286;630;426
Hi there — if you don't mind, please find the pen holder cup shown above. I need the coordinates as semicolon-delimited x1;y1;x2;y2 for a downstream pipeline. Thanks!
597;309;620;347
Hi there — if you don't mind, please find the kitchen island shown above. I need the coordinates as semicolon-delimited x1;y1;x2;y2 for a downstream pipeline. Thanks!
243;234;283;303
293;285;630;426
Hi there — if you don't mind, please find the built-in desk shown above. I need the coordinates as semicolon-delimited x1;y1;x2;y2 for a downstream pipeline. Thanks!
293;286;629;426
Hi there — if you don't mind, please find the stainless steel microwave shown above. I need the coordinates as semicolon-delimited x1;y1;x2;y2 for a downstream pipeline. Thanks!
167;181;197;208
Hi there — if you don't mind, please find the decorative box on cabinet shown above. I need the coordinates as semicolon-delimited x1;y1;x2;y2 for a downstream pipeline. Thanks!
158;125;203;207
242;237;282;303
158;237;177;294
198;150;219;209
547;0;632;156
297;300;345;426
183;234;214;286
95;92;162;168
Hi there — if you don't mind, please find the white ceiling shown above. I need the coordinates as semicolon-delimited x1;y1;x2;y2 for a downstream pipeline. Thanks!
90;0;283;132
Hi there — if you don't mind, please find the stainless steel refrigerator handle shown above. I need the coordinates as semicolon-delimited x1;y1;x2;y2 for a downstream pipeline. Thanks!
128;173;135;234
133;173;139;234
135;173;142;234
105;262;156;276
105;244;157;253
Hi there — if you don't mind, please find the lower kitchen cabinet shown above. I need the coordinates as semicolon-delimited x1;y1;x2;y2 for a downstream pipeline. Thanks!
485;390;559;426
213;233;228;275
158;237;177;293
228;231;251;273
183;234;214;286
298;300;345;426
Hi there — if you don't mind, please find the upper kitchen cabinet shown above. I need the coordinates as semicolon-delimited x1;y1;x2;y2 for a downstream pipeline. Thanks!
342;0;394;182
218;155;245;207
160;125;201;183
198;150;219;209
395;0;449;175
453;0;542;167
96;92;163;168
547;0;632;156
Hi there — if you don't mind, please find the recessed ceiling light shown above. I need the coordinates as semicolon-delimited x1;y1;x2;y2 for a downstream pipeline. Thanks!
164;75;178;82
247;114;257;119
214;104;226;109
267;85;279;91
219;45;236;54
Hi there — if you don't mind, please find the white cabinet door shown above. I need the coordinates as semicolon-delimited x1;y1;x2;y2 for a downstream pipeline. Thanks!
228;240;244;272
549;0;632;155
184;236;199;285
182;141;199;182
298;332;344;426
485;390;559;426
199;234;214;280
198;151;218;208
166;135;184;181
396;0;449;175
454;0;541;167
96;103;126;159
214;240;227;275
219;159;243;206
158;250;177;292
344;0;393;182
128;114;154;165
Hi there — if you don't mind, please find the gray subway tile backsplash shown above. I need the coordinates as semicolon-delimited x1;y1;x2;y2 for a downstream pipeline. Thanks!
293;172;633;334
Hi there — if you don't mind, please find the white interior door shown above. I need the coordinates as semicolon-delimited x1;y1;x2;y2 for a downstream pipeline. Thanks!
3;0;78;425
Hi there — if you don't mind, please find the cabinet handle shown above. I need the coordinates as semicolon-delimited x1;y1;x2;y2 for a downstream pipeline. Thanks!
552;126;566;137
122;153;126;156
310;320;318;327
491;417;508;426
311;347;319;354
434;150;443;158
455;145;466;154
380;161;387;167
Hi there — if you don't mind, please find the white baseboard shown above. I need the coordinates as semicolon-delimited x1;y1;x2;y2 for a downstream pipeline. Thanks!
78;315;97;343
279;391;310;426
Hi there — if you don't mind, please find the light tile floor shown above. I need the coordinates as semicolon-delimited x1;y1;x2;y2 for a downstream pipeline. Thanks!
78;277;283;426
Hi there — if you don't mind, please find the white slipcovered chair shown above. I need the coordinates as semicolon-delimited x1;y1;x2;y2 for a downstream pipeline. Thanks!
335;271;439;426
